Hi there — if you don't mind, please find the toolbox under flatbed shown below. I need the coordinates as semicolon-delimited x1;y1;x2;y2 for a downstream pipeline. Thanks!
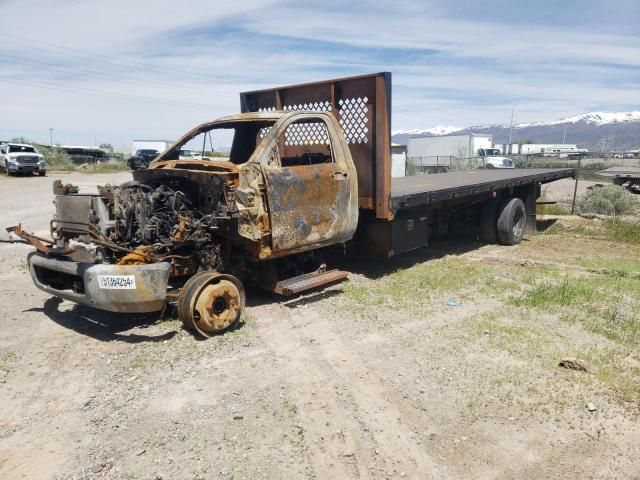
390;168;575;210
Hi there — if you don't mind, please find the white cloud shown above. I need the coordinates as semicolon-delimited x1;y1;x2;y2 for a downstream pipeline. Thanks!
0;0;638;145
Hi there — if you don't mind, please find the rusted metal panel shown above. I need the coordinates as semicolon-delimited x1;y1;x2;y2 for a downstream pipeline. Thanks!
262;163;351;252
273;269;348;295
240;72;393;219
375;75;392;219
233;111;359;259
7;224;58;254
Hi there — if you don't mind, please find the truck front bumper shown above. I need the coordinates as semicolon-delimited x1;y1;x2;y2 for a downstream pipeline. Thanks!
28;252;171;313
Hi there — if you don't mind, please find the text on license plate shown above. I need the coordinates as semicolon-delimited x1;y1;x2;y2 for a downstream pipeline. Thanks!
97;275;136;289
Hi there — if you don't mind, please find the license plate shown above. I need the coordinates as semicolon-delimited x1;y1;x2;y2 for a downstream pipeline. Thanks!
97;275;136;289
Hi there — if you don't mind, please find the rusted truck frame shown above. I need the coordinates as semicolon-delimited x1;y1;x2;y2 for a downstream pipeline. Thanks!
10;72;575;337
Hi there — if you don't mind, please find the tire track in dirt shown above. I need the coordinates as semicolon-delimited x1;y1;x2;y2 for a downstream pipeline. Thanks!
255;303;447;479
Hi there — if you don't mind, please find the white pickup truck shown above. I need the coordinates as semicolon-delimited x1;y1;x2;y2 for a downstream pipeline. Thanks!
0;142;47;176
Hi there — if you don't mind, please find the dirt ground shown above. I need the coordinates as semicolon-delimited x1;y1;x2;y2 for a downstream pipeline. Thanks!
0;171;638;480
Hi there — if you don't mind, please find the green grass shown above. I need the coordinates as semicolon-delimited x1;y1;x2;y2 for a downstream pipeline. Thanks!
475;310;640;405
579;346;640;404
537;203;570;215
582;257;640;278
545;218;640;245
48;161;130;174
473;310;554;356
602;219;640;244
80;161;130;173
343;257;507;310
511;273;640;346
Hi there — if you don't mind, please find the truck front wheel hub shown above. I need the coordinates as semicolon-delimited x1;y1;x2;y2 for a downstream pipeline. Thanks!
178;272;245;337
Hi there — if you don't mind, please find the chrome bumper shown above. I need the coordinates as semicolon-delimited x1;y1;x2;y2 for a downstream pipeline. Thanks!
28;252;171;313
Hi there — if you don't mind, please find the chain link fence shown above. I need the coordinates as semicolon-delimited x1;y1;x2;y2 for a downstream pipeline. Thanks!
405;154;640;180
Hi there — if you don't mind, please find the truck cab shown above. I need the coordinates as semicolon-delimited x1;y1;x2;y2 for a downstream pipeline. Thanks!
477;148;514;169
150;111;359;258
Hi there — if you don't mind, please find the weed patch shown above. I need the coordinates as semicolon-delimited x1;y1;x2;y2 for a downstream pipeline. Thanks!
577;184;639;216
512;274;640;346
344;257;506;311
537;203;570;215
544;218;640;245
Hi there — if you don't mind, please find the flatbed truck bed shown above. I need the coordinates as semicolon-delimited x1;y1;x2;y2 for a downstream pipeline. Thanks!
596;166;640;194
391;168;575;210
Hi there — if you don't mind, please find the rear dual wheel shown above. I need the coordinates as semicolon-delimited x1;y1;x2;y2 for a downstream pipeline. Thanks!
178;272;245;337
480;196;526;246
497;197;526;245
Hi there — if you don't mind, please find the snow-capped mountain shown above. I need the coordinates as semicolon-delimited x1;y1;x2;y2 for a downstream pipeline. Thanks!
392;111;640;151
391;125;461;136
516;111;640;128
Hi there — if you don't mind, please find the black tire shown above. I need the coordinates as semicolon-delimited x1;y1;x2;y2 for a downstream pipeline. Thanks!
479;199;499;243
5;162;12;176
39;171;47;176
486;163;495;169
497;197;526;245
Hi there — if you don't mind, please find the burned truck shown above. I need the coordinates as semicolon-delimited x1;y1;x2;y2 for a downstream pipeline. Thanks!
10;73;574;337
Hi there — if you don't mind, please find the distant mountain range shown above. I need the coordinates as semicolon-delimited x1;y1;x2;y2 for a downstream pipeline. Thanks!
391;111;640;152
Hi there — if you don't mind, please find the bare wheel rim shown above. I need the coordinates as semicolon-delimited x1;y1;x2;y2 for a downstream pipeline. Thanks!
192;279;242;335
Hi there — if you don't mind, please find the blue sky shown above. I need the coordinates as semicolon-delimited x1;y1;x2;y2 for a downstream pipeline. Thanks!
0;0;638;147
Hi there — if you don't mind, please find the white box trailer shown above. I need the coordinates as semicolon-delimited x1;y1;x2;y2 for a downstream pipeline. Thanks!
131;140;173;156
495;143;584;155
408;134;492;166
391;144;407;177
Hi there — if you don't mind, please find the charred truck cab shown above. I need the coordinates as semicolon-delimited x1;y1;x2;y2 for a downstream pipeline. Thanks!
10;73;574;337
16;109;359;337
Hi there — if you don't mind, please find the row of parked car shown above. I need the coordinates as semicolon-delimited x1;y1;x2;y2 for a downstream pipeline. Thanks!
0;142;47;176
1;140;218;175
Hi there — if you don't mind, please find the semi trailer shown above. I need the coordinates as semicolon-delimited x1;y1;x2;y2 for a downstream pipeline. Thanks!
8;72;574;337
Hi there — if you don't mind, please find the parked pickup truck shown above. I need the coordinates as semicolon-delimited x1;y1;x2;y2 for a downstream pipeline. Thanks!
8;73;574;337
1;142;47;176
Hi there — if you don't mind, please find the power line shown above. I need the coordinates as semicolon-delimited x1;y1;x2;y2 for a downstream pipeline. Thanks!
0;77;221;109
0;52;235;98
0;33;224;84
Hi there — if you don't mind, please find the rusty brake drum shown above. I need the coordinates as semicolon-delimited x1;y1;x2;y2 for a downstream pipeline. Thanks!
177;272;245;337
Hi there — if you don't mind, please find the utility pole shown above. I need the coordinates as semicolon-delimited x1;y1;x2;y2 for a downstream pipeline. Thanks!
562;125;566;144
571;155;582;214
507;107;514;154
49;128;53;146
